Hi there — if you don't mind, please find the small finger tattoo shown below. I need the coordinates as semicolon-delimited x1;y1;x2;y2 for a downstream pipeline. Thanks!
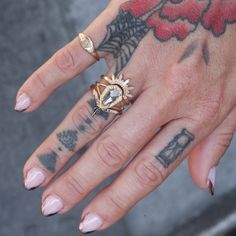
155;129;195;168
38;151;58;173
57;129;78;152
178;41;198;63
202;41;210;65
84;117;93;125
78;124;87;132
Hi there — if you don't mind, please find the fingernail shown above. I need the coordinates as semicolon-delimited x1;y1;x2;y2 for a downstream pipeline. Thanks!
79;213;103;234
207;166;216;196
42;195;63;216
15;93;31;111
24;168;45;190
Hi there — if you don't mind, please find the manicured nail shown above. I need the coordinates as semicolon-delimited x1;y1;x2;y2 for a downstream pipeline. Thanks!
42;195;63;216
207;166;216;196
24;168;45;190
15;93;31;111
79;213;103;234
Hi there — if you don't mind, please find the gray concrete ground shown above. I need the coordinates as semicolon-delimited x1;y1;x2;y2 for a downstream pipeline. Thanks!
1;1;236;236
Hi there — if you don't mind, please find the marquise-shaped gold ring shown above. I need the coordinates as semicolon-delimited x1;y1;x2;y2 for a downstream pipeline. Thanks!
78;33;100;61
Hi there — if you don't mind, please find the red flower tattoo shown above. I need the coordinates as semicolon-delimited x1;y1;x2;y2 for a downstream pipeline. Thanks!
121;0;161;17
121;0;236;39
203;0;236;36
98;0;236;74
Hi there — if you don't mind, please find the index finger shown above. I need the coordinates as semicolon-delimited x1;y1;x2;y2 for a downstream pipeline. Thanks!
15;5;116;112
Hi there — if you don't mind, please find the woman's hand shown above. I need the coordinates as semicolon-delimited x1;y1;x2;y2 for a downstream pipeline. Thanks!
16;0;236;233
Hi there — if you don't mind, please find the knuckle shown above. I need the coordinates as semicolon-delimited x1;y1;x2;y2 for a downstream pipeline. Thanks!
106;189;127;212
96;135;126;169
64;173;86;197
54;45;77;74
134;157;165;187
165;63;197;100
194;98;222;123
72;103;102;136
204;100;221;120
216;130;233;149
34;71;47;89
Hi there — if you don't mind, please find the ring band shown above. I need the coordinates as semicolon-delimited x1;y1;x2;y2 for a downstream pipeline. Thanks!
91;74;134;115
78;33;100;61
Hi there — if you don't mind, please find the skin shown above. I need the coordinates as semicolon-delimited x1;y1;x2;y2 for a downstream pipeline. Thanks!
17;0;236;232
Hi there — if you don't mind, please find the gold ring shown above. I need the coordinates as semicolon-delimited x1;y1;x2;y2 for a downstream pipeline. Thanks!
91;74;134;115
78;33;100;61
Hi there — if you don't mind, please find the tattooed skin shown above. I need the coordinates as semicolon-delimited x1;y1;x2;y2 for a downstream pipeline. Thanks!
57;129;78;152
98;0;236;74
38;151;58;173
98;11;149;74
78;124;87;132
55;100;108;155
84;117;93;125
178;41;199;63
202;41;210;65
178;41;210;64
155;129;195;168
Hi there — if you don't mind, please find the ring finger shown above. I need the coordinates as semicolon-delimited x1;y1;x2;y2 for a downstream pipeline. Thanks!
23;90;115;190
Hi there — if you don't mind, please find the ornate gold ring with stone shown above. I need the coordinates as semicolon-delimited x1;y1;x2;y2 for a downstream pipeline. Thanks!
91;74;134;115
78;33;100;61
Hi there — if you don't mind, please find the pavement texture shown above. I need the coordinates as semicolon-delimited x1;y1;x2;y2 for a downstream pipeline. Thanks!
1;1;236;236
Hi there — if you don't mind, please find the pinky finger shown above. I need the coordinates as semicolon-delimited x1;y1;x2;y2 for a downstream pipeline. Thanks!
78;119;204;233
188;107;236;195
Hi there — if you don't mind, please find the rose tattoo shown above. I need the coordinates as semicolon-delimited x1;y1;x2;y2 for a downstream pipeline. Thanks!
98;0;236;74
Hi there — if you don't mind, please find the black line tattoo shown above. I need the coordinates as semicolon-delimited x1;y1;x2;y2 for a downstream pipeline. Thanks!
38;151;58;173
97;11;149;75
87;99;110;121
155;129;195;168
178;41;198;63
57;129;78;152
58;147;63;152
202;41;210;65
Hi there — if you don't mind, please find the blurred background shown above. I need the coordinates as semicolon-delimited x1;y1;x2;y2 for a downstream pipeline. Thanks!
1;0;236;235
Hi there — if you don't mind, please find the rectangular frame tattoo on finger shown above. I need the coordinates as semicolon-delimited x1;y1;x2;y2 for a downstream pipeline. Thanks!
155;128;195;168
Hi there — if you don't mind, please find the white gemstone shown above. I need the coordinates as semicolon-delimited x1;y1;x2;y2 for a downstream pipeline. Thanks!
103;88;121;106
110;89;120;97
79;33;94;53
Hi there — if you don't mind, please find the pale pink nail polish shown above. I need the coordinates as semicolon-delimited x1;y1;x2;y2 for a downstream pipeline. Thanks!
79;213;103;233
42;195;63;216
207;166;216;196
24;167;45;190
15;93;31;111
